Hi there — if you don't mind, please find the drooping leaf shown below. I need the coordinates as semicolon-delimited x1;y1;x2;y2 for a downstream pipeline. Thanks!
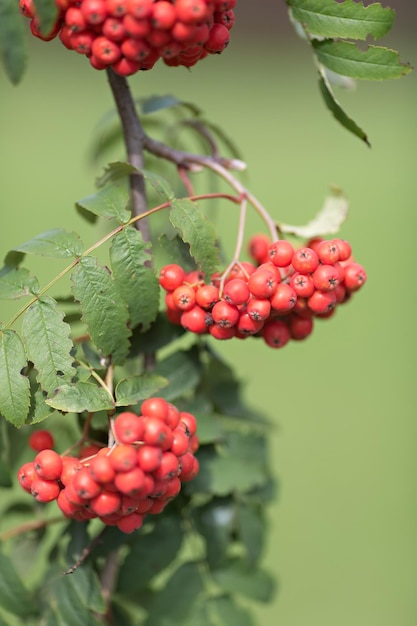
192;497;237;569
211;560;275;603
13;229;83;259
278;187;348;238
32;0;58;34
0;330;30;427
71;256;131;366
288;0;395;40
0;0;26;84
110;227;159;330
22;296;76;395
153;347;203;402
317;73;370;146
115;373;168;406
46;381;114;413
96;161;137;188
169;198;220;279
76;185;131;223
0;265;39;299
0;550;37;617
313;40;412;80
159;234;195;272
117;514;184;593
140;168;176;202
238;501;266;566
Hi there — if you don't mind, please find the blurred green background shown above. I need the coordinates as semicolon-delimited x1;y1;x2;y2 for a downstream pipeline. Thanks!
0;2;416;624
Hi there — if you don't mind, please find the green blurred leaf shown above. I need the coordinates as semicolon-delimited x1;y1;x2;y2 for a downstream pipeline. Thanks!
169;199;220;279
13;229;83;259
118;514;184;593
115;373;168;406
47;572;102;626
22;296;76;395
205;596;255;626
316;73;370;146
288;0;395;40
0;265;39;300
313;40;412;80
0;330;30;427
238;501;266;566
46;381;114;413
278;187;349;238
76;185;131;223
0;550;37;617
192;412;224;444
0;0;26;85
66;566;106;615
153;347;203;402
192;497;237;569
0;458;12;487
71;256;131;366
32;0;58;34
96;161;137;188
140;94;201;116
212;560;275;603
110;227;159;330
159;234;195;272
128;313;185;357
140;168;176;201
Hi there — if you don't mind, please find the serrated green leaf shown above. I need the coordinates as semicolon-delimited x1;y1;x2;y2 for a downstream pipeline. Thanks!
212;560;275;603
145;562;203;626
317;73;369;145
313;40;412;80
96;161;137;188
115;374;168;406
0;0;26;84
22;296;76;395
32;0;58;34
0;265;39;299
66;565;106;615
153;347;202;402
169;199;220;279
288;0;395;40
238;501;266;566
205;596;255;626
192;497;237;569
13;229;83;259
0;330;30;427
159;234;195;272
48;572;102;626
46;381;114;413
76;185;131;223
0;550;37;617
71;257;131;366
110;227;159;330
140;168;176;201
118;514;184;593
26;386;57;424
279;187;348;238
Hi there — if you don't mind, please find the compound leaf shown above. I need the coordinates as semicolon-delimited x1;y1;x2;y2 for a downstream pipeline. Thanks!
0;0;26;85
140;168;176;201
22;296;76;395
46;382;114;413
278;187;348;238
76;185;131;223
192;497;237;569
14;229;83;259
96;161;137;188
110;227;159;330
153;347;202;402
0;330;30;427
211;560;275;603
0;265;39;299
115;373;168;406
71;256;131;366
313;40;412;80
170;198;220;279
288;0;395;40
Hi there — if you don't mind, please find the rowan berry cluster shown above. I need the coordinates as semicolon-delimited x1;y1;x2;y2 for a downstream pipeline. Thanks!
17;398;199;534
159;235;367;348
19;0;235;76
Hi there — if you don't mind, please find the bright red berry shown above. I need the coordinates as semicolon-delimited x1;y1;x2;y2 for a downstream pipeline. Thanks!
29;430;54;452
34;449;63;481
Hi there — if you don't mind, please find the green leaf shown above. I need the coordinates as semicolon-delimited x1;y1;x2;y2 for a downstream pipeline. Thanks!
140;168;176;202
14;229;83;259
278;187;349;238
313;40;412;80
76;185;131;223
288;0;395;40
238;501;266;566
0;550;37;617
46;381;114;413
212;560;275;603
140;94;201;116
159;234;195;272
47;572;102;626
0;265;39;300
205;596;255;626
110;227;159;330
145;562;203;626
128;313;185;357
26;385;57;425
192;412;224;444
0;330;30;427
0;458;12;487
22;296;76;395
192;497;237;569
169;199;220;279
153;347;203;402
66;566;106;615
71;256;131;366
32;0;59;34
117;514;184;593
115;374;168;406
317;73;370;146
0;0;26;84
96;161;137;188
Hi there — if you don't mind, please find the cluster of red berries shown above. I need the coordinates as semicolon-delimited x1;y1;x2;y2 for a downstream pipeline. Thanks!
159;235;367;348
17;398;199;534
19;0;236;76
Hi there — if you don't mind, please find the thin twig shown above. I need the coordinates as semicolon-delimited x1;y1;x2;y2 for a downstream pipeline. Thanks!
64;526;108;575
0;516;64;542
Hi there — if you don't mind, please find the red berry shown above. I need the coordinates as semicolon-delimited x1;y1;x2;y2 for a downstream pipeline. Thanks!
246;298;271;321
172;284;196;311
181;306;209;333
248;269;279;299
88;454;116;484
72;467;101;500
211;300;240;327
307;290;337;315
343;263;367;291
159;264;186;291
126;0;153;19
179;411;197;436
81;0;108;25
204;23;230;53
153;452;180;481
291;247;319;274
17;461;36;492
114;411;144;443
91;36;121;65
248;234;270;264
143;417;173;450
268;240;294;267
290;272;315;298
141;397;169;421
28;430;54;452
222;278;250;306
262;320;291;349
195;284;219;309
137;444;162;472
109;444;138;472
289;315;314;340
116;512;144;533
209;323;235;340
316;240;340;265
151;1;176;30
270;283;297;313
60;456;82;486
34;449;63;481
31;477;60;502
176;0;209;24
90;490;121;516
312;264;340;292
114;467;146;495
236;312;264;336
